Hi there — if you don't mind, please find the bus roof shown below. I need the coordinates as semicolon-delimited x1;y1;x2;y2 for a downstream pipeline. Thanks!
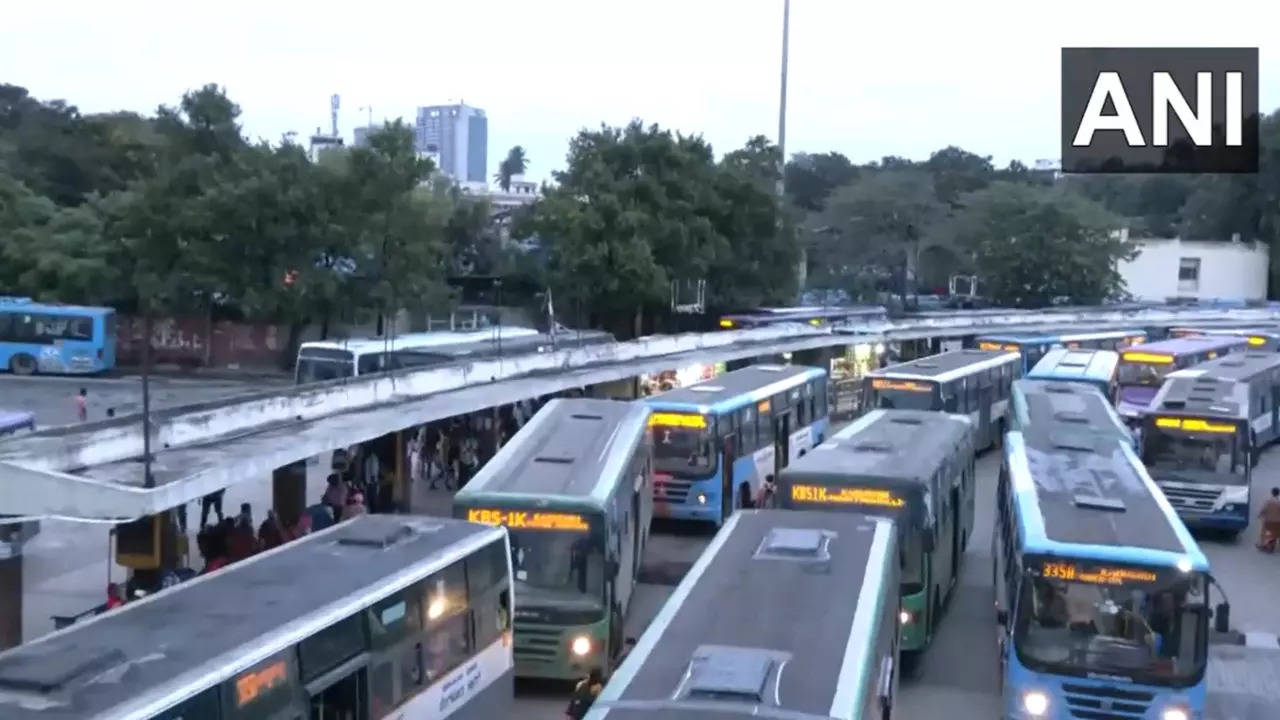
1150;352;1280;420
587;509;895;720
868;349;1019;383
455;398;649;507
977;329;1142;344
781;409;971;486
1122;335;1249;357
1026;348;1118;384
1006;421;1207;570
298;326;541;355
0;515;504;720
1013;379;1129;438
0;298;114;317
645;364;824;414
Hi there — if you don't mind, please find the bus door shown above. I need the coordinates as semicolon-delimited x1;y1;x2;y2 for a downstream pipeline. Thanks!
721;436;735;520
978;374;993;446
774;413;791;476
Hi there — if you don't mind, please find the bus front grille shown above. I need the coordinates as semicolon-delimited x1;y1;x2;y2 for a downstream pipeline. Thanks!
514;624;563;664
1061;683;1154;718
654;477;693;504
1158;484;1222;512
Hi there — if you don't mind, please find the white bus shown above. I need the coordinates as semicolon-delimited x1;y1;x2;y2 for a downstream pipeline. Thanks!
0;515;515;720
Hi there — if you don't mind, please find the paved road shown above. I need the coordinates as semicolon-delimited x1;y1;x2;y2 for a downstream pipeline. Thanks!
512;445;1280;719
0;373;288;428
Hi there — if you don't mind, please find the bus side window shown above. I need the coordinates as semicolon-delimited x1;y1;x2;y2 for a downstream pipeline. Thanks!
421;561;472;682
816;376;828;416
739;408;756;453
942;383;958;413
797;383;810;427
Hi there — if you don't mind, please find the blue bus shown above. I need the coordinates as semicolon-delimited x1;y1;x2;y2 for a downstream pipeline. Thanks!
1026;348;1120;400
994;406;1218;720
1141;352;1280;534
977;329;1146;373
0;296;117;375
645;364;830;525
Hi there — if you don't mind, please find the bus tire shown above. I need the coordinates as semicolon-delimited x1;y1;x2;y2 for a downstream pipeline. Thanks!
9;354;36;376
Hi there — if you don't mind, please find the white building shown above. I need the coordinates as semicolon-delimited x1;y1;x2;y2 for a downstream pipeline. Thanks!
1118;235;1269;303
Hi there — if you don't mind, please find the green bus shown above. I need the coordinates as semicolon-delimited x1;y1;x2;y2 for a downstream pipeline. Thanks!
453;397;653;681
777;408;976;655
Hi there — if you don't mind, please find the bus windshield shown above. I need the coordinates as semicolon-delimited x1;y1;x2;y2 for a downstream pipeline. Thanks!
1116;360;1176;388
1014;567;1208;687
1143;422;1246;485
651;417;716;477
296;349;355;383
508;521;605;615
866;379;938;411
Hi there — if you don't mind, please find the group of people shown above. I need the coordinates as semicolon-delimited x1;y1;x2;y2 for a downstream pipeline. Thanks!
407;397;552;492
197;501;309;575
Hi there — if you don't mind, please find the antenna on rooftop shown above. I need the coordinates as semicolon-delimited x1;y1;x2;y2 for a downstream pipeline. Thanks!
330;94;341;137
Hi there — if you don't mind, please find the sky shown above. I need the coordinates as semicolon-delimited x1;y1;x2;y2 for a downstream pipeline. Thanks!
3;1;1278;185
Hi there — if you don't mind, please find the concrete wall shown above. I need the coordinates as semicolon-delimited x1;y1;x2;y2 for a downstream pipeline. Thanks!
1119;237;1269;302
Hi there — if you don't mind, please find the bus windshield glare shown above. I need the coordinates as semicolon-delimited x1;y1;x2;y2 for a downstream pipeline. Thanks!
1143;418;1246;485
867;378;938;411
1014;562;1208;687
650;413;715;477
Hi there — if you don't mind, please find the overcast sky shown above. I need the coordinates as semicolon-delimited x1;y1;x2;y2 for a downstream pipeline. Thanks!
3;1;1277;184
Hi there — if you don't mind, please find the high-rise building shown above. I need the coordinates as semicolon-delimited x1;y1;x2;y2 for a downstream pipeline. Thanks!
414;104;488;184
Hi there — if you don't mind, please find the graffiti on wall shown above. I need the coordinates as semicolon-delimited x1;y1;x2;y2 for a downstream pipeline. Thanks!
117;316;286;368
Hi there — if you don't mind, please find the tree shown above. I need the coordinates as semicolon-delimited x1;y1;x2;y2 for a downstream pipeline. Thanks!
953;182;1131;307
812;170;945;305
528;121;728;337
784;151;858;212
494;145;528;192
924;146;994;208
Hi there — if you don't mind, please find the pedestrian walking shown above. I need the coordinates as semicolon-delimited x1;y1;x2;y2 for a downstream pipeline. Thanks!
1257;487;1280;552
564;668;604;720
75;388;88;422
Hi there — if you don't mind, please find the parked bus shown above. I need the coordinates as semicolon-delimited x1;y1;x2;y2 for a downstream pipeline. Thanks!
453;398;652;681
1141;352;1280;534
585;509;901;720
1116;335;1250;428
862;349;1020;450
777;409;974;655
1168;326;1280;351
294;326;613;384
995;411;1217;720
1026;348;1120;401
0;515;514;720
644;364;830;525
976;329;1146;373
0;296;116;375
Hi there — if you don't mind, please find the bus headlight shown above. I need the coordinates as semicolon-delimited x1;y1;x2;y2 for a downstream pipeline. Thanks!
1160;708;1188;720
570;635;592;656
899;611;911;625
1021;690;1049;716
696;493;707;505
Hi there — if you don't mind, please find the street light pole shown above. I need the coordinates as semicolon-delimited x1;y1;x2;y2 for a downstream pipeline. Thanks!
776;0;790;199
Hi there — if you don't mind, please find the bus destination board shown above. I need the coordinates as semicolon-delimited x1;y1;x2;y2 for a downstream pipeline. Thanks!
647;412;707;429
870;379;932;393
978;342;1020;352
789;484;906;509
466;508;590;532
1037;560;1159;586
1153;417;1236;434
235;659;288;708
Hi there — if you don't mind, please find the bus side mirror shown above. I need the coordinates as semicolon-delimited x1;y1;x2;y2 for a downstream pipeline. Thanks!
996;609;1009;627
1214;602;1231;634
921;528;936;554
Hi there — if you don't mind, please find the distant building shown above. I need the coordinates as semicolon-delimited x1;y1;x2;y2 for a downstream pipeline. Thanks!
1118;234;1269;303
415;104;488;184
352;125;375;148
480;177;538;213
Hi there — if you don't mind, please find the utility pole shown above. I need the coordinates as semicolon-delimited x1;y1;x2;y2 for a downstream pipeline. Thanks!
142;309;154;488
777;0;790;199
